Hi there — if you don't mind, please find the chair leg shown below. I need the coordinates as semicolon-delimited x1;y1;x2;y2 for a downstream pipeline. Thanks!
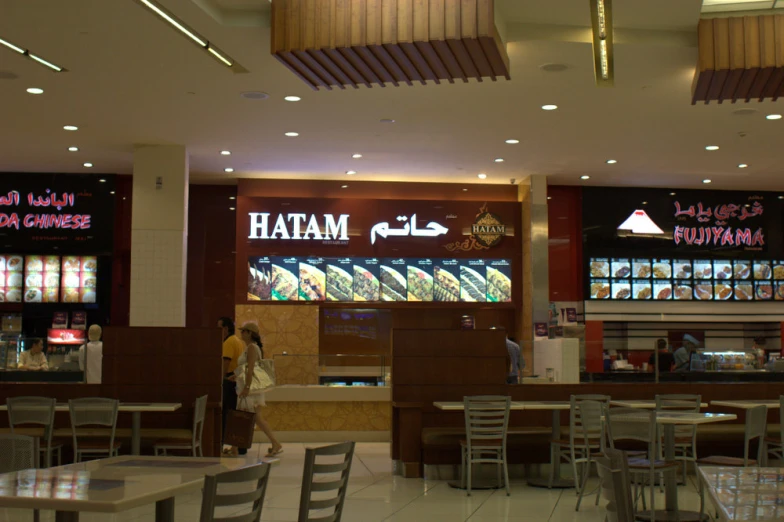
461;447;466;490
575;457;591;511
467;454;472;496
572;451;581;494
548;444;556;489
33;509;40;522
503;450;510;497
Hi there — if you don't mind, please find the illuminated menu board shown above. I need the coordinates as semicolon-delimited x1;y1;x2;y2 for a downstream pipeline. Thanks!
24;255;61;303
248;256;513;303
0;254;24;302
589;257;784;301
61;256;97;303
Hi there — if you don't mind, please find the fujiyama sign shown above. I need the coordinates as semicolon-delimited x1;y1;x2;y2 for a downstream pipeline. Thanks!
248;212;349;241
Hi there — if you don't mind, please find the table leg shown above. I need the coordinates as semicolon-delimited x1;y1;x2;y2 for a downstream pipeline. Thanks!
132;411;141;456
527;410;574;488
156;497;175;522
55;511;79;522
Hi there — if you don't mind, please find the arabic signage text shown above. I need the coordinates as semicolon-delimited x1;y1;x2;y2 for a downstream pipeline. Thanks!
673;200;764;248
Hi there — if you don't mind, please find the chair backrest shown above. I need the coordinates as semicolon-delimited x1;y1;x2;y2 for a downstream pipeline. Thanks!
570;395;610;448
192;395;208;448
596;448;635;522
744;405;768;466
606;407;657;459
0;434;39;473
199;462;271;522
655;394;701;438
298;441;356;522
463;395;511;451
779;396;784;445
7;396;56;445
69;398;119;453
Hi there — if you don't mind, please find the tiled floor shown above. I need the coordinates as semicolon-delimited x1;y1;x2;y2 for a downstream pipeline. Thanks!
0;443;708;521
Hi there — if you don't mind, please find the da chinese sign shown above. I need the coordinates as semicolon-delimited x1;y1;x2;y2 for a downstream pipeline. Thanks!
0;174;116;252
673;199;764;249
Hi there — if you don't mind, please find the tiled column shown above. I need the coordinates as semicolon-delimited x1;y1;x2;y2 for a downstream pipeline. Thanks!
129;145;189;326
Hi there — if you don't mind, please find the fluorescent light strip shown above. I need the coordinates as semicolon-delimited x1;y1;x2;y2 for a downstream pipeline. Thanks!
139;0;207;46
0;37;25;54
0;36;66;72
29;53;62;72
207;46;232;67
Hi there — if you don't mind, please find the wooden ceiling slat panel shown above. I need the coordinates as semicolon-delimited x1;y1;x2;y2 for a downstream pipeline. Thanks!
274;53;322;90
355;46;399;85
337;47;383;87
370;44;411;84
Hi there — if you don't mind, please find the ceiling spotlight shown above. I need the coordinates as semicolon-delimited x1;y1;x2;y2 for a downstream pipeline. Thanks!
341;185;349;189
505;139;519;144
346;170;356;175
99;178;106;182
494;158;504;163
229;196;236;200
110;191;115;195
669;192;676;196
541;104;558;110
477;173;487;179
642;201;648;205
284;96;301;102
229;207;236;210
63;125;78;131
779;196;784;200
26;87;44;94
738;164;749;169
68;147;78;152
766;114;782;120
284;132;299;137
703;179;712;184
224;167;234;173
606;159;617;164
705;145;719;151
547;196;552;200
220;150;231;156
83;163;93;168
580;175;590;180
352;154;363;159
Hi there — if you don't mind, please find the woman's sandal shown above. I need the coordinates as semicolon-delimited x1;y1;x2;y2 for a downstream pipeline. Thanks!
265;447;284;458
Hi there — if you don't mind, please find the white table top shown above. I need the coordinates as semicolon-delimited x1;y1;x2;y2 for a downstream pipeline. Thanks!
433;401;570;411
610;400;709;409
0;403;182;413
711;400;780;410
699;466;784;521
0;455;276;513
614;411;737;425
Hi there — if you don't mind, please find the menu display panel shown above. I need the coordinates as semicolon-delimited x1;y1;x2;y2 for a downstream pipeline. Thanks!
652;259;672;279
754;262;772;280
734;261;751;280
734;282;753;301
755;282;773;300
611;259;630;278
0;254;24;302
673;281;693;300
590;279;610;300
270;257;299;301
632;280;652;299
24;255;60;303
672;260;692;279
775;283;784;301
353;259;381;302
406;259;434;302
487;259;512;302
248;257;272;301
460;260;487;302
326;258;353;302
380;260;407;302
61;256;97;303
694;283;713;300
713;261;732;280
434;260;460;302
653;281;672;300
299;258;326;301
774;262;784;281
693;260;712;280
611;281;630;300
632;259;651;278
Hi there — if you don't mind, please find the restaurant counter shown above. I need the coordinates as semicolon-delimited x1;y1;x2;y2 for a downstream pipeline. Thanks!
581;370;784;383
0;370;84;383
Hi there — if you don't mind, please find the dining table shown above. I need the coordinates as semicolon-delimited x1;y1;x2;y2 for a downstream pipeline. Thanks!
710;399;780;410
698;465;784;521
0;402;182;456
610;400;709;409
0;455;278;522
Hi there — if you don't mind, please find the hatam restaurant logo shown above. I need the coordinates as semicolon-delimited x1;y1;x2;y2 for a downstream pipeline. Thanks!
444;203;507;252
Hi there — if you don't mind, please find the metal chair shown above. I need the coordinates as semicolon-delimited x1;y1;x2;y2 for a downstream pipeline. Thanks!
199;462;271;522
69;398;120;462
7;396;63;468
764;396;784;465
655;394;701;484
596;448;635;522
573;400;610;510
154;395;207;456
0;434;38;473
606;407;680;521
460;395;511;496
298;441;355;522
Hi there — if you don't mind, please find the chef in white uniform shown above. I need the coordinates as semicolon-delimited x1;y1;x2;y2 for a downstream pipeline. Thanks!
78;325;103;384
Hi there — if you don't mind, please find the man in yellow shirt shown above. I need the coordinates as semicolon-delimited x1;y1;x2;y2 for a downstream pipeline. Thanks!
219;317;246;453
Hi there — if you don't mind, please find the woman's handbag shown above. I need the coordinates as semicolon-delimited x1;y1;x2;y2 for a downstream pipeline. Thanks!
235;359;276;393
224;398;255;449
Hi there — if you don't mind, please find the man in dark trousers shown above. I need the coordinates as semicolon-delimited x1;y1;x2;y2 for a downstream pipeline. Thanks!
649;338;675;373
218;317;246;455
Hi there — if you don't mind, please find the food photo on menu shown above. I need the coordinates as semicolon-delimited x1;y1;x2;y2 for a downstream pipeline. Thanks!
632;259;651;278
713;260;733;280
714;281;733;300
734;260;751;280
270;257;298;301
694;283;713;300
299;258;326;301
611;281;630;300
611;258;630;278
247;257;272;301
673;259;692;279
61;256;97;304
353;259;380;302
754;261;772;280
673;281;693;300
653;281;672;300
486;260;512;302
693;260;712;280
590;278;610;299
0;254;24;303
652;259;672;279
24;255;61;303
632;280;652;299
755;281;773;300
380;261;407;302
734;282;754;301
406;259;434;302
326;259;353;302
590;258;610;278
433;260;460;302
460;260;487;303
776;283;784;301
774;262;784;281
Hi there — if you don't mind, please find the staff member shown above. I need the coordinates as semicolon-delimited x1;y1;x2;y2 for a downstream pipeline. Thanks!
506;336;524;384
78;325;103;383
218;317;245;454
648;338;674;373
19;339;48;371
674;334;699;372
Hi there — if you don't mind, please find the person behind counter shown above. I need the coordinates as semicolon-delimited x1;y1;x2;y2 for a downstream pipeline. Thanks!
649;338;674;373
18;338;48;371
78;325;103;384
752;337;767;369
674;334;700;372
506;336;524;384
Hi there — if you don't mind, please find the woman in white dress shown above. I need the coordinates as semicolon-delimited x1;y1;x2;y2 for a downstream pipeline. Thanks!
233;322;282;458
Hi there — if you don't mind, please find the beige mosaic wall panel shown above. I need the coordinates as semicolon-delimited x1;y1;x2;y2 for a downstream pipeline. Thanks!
264;401;391;431
235;304;319;384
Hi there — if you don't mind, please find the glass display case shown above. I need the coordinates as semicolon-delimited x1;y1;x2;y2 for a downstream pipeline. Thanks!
0;313;22;369
691;350;758;372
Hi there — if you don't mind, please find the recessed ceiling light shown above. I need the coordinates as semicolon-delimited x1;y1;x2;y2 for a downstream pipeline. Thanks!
341;185;348;189
705;145;719;151
670;192;676;196
284;132;299;137
352;154;362;159
241;91;268;100
224;167;234;173
380;118;395;124
766;114;782;120
110;191;115;195
494;158;504;163
547;196;552;200
462;188;468;191
580;175;590;180
738;163;749;169
284;96;301;102
26;87;43;94
64;125;78;131
541;104;558;111
68;146;78;152
540;63;569;72
346;170;356;175
779;196;784;200
83;163;93;168
505;139;519;144
703;179;712;184
99;179;106;184
477;173;487;179
606;159;617;164
642;201;648;205
229;207;236;210
220;150;231;156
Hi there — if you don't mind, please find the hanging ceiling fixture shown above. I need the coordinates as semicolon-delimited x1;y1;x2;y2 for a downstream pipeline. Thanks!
589;0;614;87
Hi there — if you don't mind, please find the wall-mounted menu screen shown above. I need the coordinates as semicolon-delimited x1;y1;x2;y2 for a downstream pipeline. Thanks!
248;256;513;303
589;256;784;301
24;255;61;303
61;256;97;303
0;255;24;302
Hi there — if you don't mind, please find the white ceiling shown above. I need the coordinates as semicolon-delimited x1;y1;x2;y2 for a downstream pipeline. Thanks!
0;0;782;191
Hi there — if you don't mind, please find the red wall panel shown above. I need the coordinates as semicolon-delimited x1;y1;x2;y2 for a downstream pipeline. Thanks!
548;186;583;302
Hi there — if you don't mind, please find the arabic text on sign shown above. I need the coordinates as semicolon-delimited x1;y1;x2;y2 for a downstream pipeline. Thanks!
370;214;449;245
